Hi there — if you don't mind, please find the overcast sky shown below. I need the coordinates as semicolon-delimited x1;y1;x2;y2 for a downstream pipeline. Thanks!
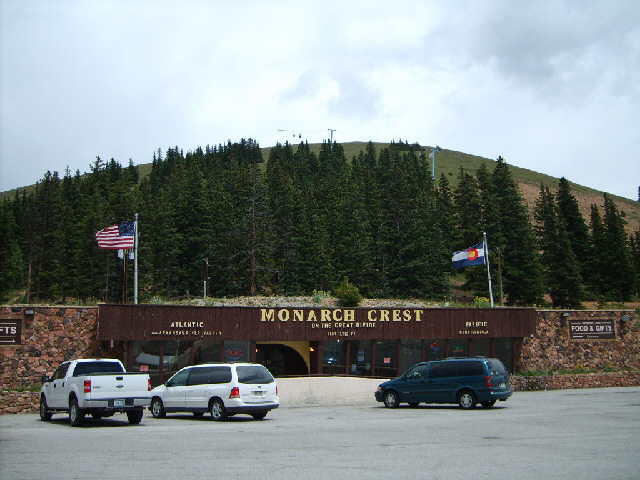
2;1;639;200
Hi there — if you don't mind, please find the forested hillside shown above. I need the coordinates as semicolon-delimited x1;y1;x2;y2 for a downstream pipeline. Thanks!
1;139;639;307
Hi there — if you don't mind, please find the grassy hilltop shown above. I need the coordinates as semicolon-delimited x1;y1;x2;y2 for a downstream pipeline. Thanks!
3;141;639;232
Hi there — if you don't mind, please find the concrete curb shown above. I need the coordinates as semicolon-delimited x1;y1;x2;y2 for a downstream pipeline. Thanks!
276;376;387;406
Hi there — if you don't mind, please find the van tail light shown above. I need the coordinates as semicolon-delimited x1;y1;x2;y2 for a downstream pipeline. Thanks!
485;376;494;388
84;380;91;393
276;386;279;396
148;379;152;392
230;387;240;399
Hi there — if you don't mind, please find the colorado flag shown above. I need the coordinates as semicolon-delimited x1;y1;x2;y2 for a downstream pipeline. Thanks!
452;242;486;269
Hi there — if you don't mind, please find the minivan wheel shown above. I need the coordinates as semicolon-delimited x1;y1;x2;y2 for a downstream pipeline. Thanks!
383;391;400;408
210;399;228;421
458;391;477;409
150;398;166;419
480;400;496;408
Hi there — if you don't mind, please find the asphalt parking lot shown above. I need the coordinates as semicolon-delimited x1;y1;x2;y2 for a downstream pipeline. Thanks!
1;386;639;480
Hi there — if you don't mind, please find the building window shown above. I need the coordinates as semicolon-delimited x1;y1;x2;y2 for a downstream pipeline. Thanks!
322;340;347;375
449;339;468;357
425;339;446;361
132;341;162;386
224;341;250;362
349;340;372;376
164;341;193;378
400;339;422;373
194;340;222;363
376;340;398;377
495;338;513;373
472;338;491;357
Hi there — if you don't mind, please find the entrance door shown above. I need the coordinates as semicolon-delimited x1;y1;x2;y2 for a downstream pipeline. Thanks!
256;344;308;377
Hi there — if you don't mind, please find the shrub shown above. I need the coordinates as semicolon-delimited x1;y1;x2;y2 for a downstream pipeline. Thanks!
333;277;363;307
312;290;330;303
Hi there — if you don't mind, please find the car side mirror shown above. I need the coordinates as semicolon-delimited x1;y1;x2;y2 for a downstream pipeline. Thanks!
42;375;52;383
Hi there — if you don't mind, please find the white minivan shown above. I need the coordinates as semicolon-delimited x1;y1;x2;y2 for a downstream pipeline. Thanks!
149;363;279;421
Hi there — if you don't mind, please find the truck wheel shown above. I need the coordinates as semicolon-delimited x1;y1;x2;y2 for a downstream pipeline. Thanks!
69;398;85;427
40;395;52;421
127;409;144;425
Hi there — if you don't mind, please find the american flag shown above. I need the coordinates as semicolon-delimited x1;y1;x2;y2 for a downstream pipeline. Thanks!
95;221;135;249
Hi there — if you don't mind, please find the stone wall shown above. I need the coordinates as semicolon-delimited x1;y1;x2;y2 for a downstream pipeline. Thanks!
0;306;122;391
517;310;639;373
510;371;640;391
0;391;39;414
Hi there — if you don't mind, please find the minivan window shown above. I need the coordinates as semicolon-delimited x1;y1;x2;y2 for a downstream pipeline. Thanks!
167;368;190;387
187;367;213;386
429;361;457;378
209;366;232;384
457;360;484;376
405;364;427;379
236;365;274;384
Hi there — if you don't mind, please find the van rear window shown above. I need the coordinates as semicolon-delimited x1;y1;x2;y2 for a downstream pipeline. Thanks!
487;359;507;375
236;365;274;384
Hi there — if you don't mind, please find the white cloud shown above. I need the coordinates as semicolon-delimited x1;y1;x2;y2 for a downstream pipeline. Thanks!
1;0;639;200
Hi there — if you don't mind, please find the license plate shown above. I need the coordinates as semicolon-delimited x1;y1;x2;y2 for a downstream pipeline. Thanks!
114;399;126;407
252;391;265;397
499;382;506;388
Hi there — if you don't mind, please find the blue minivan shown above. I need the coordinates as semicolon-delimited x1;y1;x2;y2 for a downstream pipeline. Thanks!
375;357;512;409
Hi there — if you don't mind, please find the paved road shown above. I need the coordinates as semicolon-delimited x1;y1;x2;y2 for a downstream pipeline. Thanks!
1;387;639;480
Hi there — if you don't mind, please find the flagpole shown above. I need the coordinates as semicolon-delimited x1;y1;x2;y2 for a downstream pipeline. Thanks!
134;213;138;305
483;232;495;307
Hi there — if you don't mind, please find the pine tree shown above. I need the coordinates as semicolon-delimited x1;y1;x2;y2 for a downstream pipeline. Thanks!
453;166;482;248
556;177;589;277
629;230;640;296
585;204;607;298
601;194;634;300
437;173;457;259
490;157;544;305
0;200;23;300
337;151;379;296
534;184;583;308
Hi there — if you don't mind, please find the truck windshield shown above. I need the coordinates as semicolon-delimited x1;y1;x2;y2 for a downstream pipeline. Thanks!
72;361;124;376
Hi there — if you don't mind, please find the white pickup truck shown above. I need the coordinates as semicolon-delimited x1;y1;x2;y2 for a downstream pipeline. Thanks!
40;358;151;427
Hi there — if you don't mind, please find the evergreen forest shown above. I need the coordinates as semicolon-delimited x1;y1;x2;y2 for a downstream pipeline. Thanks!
1;139;639;308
